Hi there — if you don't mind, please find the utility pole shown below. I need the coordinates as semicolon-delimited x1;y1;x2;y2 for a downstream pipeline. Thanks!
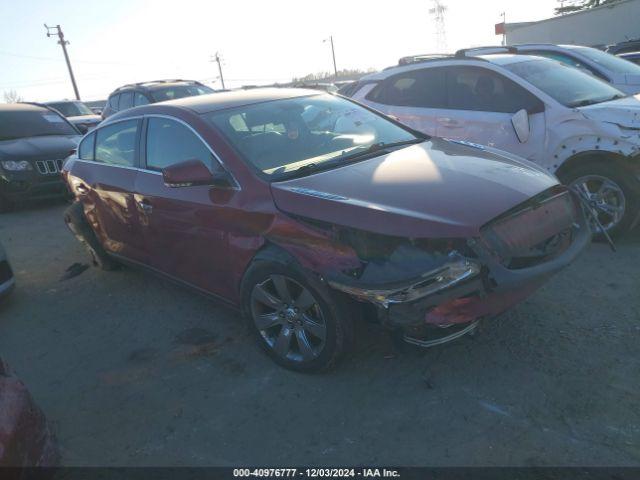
324;36;338;78
211;52;226;90
501;12;506;46
429;0;448;52
44;24;80;100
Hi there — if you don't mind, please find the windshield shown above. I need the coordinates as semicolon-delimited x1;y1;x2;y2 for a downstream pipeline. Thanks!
47;101;94;117
204;94;420;180
568;46;640;75
151;84;214;102
504;58;626;108
0;109;78;141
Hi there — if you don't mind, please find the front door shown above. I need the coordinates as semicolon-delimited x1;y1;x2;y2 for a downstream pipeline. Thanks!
435;66;546;163
134;116;237;300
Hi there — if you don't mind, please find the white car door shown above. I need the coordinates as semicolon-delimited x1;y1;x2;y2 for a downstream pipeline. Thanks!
435;65;546;163
352;67;447;137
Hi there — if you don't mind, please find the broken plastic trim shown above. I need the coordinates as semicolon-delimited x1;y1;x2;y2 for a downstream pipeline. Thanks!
403;320;479;348
328;256;481;308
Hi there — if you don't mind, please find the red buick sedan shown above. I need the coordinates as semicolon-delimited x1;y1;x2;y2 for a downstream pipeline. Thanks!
62;88;590;371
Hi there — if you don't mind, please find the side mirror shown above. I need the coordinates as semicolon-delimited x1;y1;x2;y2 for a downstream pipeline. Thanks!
162;159;216;187
511;109;530;143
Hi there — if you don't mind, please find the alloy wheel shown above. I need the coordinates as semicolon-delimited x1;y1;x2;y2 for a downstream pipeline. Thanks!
570;174;626;233
250;274;327;363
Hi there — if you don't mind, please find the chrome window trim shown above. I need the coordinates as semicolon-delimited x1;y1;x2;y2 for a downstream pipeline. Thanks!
143;113;241;190
74;114;241;190
74;158;162;175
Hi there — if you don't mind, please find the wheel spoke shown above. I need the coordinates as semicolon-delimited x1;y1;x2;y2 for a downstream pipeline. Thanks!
271;275;292;303
254;312;282;331
302;314;326;340
273;326;293;357
598;203;624;216
295;288;316;311
253;284;284;310
295;328;315;361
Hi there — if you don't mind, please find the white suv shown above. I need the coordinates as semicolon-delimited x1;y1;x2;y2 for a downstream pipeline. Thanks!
348;52;640;237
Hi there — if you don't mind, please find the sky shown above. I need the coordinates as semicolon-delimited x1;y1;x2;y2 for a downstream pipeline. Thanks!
0;0;558;102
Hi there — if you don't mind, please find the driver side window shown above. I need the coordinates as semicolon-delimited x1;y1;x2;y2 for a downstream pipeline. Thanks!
145;117;217;171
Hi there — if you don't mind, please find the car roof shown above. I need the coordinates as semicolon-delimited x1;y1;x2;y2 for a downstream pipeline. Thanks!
0;103;49;113
362;53;543;80
157;87;324;114
112;79;205;94
479;53;543;65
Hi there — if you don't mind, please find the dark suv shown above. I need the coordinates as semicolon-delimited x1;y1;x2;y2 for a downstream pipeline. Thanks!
0;103;81;211
101;79;214;119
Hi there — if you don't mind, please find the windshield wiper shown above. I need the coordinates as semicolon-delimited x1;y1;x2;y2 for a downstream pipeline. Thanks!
570;93;627;108
275;138;425;181
343;138;424;160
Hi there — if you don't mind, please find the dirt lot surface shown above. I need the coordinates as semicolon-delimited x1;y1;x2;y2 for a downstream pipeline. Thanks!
0;201;639;466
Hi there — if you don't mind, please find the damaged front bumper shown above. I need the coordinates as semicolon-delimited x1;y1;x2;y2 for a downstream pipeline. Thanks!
328;188;592;342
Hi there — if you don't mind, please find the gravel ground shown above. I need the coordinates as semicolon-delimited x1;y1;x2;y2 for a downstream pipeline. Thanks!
0;200;639;467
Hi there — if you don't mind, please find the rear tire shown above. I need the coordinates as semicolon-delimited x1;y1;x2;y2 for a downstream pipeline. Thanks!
241;258;353;372
558;162;639;240
63;203;120;271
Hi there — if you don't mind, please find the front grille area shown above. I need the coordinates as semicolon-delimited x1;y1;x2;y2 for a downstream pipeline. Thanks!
481;188;577;270
35;159;64;175
0;260;13;284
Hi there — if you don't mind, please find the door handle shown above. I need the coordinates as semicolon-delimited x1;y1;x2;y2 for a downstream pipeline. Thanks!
137;199;153;214
438;117;462;127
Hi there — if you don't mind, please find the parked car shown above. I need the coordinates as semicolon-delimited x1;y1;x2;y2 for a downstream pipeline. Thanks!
62;88;590;371
0;357;59;467
44;100;102;133
102;79;214;119
84;99;106;115
348;52;640;238
0;241;14;299
618;51;640;66
606;38;640;55
0;103;81;212
460;45;640;95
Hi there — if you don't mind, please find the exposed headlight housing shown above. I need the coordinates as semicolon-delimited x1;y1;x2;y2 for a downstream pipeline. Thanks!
329;256;481;308
1;160;32;171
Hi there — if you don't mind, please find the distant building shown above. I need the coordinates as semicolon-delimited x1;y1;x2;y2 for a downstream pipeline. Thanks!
502;0;640;48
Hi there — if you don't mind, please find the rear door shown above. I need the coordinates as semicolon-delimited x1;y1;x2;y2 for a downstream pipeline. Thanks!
134;116;238;299
73;118;148;264
435;65;546;163
358;67;447;135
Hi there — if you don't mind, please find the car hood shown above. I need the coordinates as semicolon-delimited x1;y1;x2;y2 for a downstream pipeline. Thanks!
0;135;81;161
578;95;640;130
270;139;559;238
67;114;101;124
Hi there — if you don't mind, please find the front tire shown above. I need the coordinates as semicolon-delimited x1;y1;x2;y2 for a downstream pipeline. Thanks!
558;162;639;240
241;259;352;372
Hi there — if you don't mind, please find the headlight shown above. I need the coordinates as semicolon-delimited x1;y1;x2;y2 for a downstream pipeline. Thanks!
329;256;481;308
1;160;32;171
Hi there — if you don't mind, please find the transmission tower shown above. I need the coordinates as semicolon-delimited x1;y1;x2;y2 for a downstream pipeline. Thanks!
429;0;448;52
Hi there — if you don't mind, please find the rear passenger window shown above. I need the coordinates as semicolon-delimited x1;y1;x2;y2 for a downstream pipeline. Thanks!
78;132;95;160
108;94;120;111
95;120;138;167
134;93;150;106
118;92;133;110
145;117;216;171
367;68;447;108
445;66;541;113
